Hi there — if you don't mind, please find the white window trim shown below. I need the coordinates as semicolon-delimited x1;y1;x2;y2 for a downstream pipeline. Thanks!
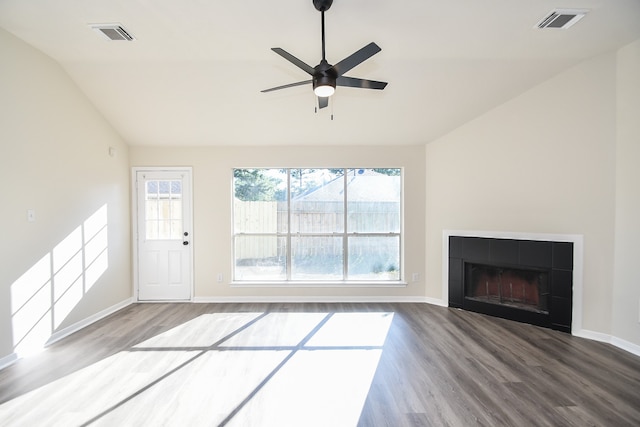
232;168;404;286
230;280;408;288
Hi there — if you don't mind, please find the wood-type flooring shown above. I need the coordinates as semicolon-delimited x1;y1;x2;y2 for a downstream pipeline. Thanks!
0;302;639;426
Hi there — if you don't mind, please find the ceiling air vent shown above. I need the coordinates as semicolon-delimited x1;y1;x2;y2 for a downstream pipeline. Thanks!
90;24;135;41
536;9;589;29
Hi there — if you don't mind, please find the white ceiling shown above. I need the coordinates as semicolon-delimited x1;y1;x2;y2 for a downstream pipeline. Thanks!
1;0;639;147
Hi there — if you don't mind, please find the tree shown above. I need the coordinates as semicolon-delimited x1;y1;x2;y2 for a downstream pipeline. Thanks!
373;168;401;176
332;168;400;176
233;169;278;201
234;168;400;201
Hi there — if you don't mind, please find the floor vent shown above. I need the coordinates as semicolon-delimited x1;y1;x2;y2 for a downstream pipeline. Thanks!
90;24;135;41
536;9;589;29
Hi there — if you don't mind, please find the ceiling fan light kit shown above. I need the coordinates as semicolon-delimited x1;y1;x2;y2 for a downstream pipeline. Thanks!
262;0;387;110
313;64;337;97
314;84;335;98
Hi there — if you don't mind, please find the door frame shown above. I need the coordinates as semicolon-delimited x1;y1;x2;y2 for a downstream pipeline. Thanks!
131;166;194;302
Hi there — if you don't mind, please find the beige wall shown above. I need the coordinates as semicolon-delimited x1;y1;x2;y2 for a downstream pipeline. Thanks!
0;29;131;360
613;40;640;345
426;44;639;342
1;22;637;365
129;145;427;300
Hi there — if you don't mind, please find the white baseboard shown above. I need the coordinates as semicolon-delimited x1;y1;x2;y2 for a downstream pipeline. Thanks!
573;328;611;343
424;297;448;307
192;296;430;304
610;336;640;358
0;352;18;371
45;298;134;347
574;329;640;358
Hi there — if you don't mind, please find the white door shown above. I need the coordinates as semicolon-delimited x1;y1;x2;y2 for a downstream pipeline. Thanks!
135;169;192;300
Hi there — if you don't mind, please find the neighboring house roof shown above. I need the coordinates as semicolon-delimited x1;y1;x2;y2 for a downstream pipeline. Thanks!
294;169;400;202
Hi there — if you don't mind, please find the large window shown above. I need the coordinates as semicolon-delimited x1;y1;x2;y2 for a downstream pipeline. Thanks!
233;168;402;283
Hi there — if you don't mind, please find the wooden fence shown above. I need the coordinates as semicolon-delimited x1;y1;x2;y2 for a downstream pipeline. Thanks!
234;200;400;261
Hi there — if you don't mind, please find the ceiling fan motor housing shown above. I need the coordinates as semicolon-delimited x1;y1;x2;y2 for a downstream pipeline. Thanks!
313;59;337;90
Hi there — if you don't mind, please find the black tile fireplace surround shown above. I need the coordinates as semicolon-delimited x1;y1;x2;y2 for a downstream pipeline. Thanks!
449;236;573;333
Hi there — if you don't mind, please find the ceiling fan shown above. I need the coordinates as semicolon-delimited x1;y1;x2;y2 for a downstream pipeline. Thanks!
261;0;388;109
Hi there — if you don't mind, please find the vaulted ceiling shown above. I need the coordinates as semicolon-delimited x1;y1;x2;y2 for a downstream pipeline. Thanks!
1;1;639;146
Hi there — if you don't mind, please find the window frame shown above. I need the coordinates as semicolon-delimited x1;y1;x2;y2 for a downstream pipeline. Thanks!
232;168;406;287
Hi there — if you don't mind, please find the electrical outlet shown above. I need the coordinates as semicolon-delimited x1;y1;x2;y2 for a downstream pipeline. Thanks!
217;273;223;283
412;273;420;282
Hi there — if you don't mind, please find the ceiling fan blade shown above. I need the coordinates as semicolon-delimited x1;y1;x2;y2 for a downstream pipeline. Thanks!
336;76;387;90
271;48;315;75
261;80;312;93
332;42;382;76
318;96;329;109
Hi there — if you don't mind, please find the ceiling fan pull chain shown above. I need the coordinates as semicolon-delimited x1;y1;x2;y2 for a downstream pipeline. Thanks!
331;96;334;120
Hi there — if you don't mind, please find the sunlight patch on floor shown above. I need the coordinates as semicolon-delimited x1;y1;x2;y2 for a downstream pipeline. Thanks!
133;312;264;348
94;350;290;426
0;350;198;425
228;349;384;427
0;310;395;426
220;312;329;347
306;312;395;347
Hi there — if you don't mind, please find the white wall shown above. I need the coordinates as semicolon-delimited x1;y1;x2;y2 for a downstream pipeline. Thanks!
1;22;636;365
613;40;640;347
426;43;639;344
131;42;639;345
129;145;427;301
0;29;131;361
425;52;617;333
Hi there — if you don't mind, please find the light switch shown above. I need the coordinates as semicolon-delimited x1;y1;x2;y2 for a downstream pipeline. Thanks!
27;209;35;222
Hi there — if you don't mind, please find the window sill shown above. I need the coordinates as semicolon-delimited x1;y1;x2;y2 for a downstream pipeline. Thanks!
230;281;408;288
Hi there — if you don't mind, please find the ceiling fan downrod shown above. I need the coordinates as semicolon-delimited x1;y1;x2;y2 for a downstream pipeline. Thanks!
315;0;333;61
321;9;326;61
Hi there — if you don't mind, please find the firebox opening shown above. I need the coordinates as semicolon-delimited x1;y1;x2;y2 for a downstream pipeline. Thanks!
465;263;549;314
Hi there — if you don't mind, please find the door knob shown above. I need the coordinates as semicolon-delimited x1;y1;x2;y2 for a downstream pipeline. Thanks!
183;241;189;246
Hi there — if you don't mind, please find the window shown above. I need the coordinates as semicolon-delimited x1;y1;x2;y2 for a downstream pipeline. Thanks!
145;180;182;240
233;168;402;283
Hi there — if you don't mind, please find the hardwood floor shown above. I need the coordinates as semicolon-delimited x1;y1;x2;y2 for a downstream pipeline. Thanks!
1;303;639;426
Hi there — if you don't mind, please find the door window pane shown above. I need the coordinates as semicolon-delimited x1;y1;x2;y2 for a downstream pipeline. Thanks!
145;179;183;240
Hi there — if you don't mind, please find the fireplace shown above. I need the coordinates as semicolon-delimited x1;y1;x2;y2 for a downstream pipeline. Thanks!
448;236;573;333
465;263;549;313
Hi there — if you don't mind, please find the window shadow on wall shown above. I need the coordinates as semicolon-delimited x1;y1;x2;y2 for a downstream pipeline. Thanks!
10;204;109;356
